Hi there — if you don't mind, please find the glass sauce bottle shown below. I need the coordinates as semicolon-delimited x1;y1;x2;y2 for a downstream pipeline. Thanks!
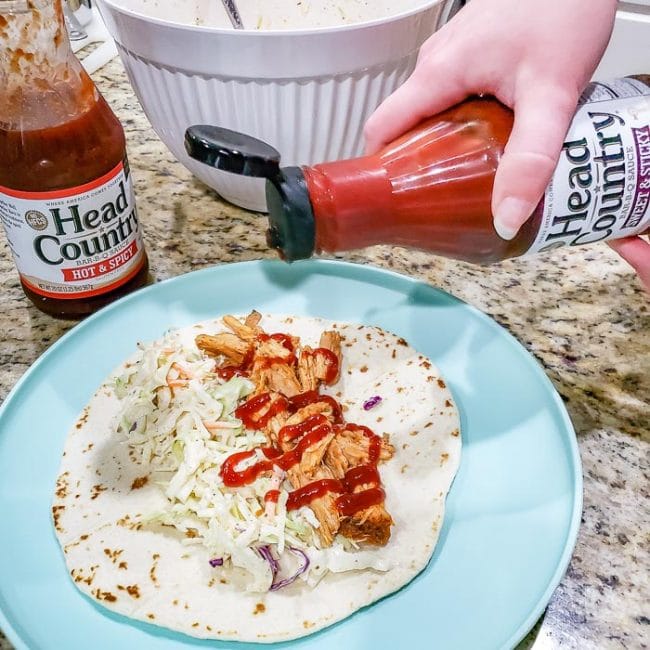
185;76;650;263
0;0;149;318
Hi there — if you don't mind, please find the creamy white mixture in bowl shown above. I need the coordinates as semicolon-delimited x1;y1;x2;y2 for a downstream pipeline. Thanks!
97;0;452;210
116;0;440;31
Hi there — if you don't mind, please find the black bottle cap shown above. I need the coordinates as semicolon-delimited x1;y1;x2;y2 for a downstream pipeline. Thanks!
184;125;316;261
184;125;282;179
266;167;315;262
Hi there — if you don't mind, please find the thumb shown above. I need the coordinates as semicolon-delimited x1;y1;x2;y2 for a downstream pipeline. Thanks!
608;237;650;293
364;53;467;154
492;86;579;240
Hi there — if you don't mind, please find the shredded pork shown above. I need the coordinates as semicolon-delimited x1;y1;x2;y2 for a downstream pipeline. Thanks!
196;313;394;547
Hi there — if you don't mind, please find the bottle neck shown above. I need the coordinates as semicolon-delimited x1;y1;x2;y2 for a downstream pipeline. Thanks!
0;0;95;129
304;156;396;253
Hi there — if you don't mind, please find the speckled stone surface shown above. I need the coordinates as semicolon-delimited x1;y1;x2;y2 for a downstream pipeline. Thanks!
1;58;648;650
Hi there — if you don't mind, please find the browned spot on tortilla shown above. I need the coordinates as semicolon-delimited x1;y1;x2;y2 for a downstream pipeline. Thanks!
451;428;459;437
91;484;107;500
253;603;266;615
359;365;368;373
131;476;148;490
206;625;212;631
93;588;117;602
424;422;433;428
365;333;372;341
173;599;179;606
124;585;140;598
400;464;409;474
220;578;228;584
185;527;199;538
409;430;418;436
52;505;65;531
116;514;138;529
440;453;449;465
150;563;158;585
391;349;396;359
76;410;90;429
55;472;69;499
397;386;404;393
397;337;408;346
184;603;189;610
71;567;97;586
402;443;409;450
147;613;155;620
421;360;432;369
303;620;314;629
445;399;452;407
153;553;160;559
118;561;128;569
437;378;446;389
103;548;124;563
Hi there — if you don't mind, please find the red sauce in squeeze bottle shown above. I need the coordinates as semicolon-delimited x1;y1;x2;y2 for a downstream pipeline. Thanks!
0;0;149;318
185;76;649;263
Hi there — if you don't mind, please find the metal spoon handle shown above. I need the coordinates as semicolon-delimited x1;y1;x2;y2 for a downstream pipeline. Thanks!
221;0;244;29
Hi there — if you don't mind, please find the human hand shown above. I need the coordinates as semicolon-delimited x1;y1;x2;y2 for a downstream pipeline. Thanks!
364;0;617;240
608;237;650;293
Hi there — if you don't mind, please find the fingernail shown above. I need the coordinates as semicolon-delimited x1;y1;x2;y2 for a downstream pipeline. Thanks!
494;197;533;241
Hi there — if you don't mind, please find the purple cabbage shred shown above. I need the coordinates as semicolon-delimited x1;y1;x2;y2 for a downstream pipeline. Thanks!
258;545;279;580
209;557;224;567
363;395;382;410
269;547;310;591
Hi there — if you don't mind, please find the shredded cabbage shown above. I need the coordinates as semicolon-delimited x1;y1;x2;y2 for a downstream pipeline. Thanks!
113;327;391;592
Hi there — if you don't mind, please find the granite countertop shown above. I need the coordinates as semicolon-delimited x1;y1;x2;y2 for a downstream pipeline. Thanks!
1;58;648;650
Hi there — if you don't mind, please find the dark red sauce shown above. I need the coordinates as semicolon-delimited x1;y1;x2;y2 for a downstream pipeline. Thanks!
286;479;345;511
278;413;329;445
336;487;386;516
264;489;280;504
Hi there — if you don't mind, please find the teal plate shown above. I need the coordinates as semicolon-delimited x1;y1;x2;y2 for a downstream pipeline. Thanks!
0;260;581;650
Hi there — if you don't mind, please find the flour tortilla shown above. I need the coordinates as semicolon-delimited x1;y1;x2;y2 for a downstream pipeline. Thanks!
52;314;461;642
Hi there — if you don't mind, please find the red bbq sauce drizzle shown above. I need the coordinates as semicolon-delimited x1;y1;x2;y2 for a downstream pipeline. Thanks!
278;413;329;445
337;487;385;516
216;347;255;380
234;392;289;429
339;424;382;463
343;464;380;490
289;390;343;422
219;333;383;517
264;489;280;504
286;479;345;510
302;348;339;384
257;332;295;352
219;423;333;487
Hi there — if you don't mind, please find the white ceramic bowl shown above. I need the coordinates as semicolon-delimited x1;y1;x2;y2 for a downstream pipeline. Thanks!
97;0;451;211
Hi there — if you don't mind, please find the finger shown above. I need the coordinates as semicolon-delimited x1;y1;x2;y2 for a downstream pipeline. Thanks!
608;236;650;293
364;55;467;154
492;85;578;240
